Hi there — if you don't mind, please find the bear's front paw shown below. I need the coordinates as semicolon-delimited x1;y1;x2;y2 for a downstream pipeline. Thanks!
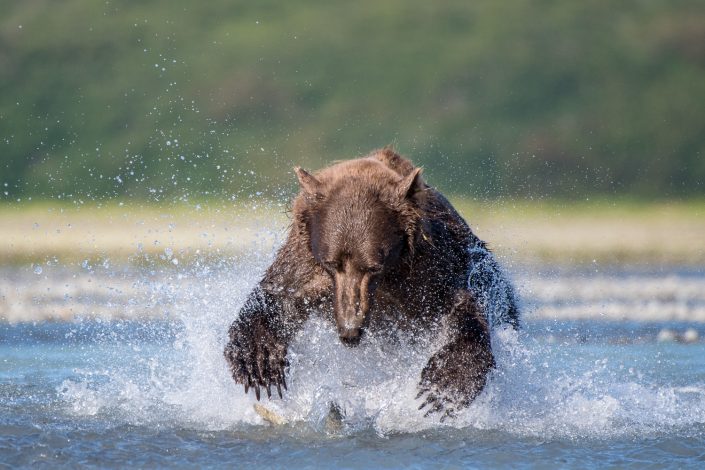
224;316;289;401
416;336;494;421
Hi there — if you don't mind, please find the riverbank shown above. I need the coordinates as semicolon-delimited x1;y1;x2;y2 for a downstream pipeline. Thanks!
2;263;704;324
2;199;704;266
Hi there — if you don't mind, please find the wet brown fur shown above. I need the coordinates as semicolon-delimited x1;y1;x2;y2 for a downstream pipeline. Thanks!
224;148;510;418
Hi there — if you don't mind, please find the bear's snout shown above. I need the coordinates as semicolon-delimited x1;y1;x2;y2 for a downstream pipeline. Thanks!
333;264;372;347
338;326;363;347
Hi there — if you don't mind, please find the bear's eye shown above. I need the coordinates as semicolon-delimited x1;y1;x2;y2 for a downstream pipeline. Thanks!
366;264;383;274
378;248;388;263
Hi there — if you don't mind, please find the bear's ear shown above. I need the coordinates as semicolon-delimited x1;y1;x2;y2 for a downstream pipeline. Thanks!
398;167;424;200
294;167;324;199
374;147;417;177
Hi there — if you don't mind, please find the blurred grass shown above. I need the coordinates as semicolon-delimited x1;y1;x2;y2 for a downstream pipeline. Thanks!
452;198;705;265
2;199;704;266
0;200;289;266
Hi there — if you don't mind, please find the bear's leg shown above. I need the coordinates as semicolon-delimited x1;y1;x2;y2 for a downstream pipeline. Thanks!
468;244;520;329
224;287;306;401
416;290;494;420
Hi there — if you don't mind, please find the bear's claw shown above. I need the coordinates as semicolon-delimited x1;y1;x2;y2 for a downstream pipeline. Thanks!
416;385;456;421
224;316;289;401
415;335;494;420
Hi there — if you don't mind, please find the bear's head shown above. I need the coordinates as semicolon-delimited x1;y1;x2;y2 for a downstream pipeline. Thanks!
294;157;425;346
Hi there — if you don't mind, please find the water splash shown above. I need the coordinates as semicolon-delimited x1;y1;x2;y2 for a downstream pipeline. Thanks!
57;253;705;440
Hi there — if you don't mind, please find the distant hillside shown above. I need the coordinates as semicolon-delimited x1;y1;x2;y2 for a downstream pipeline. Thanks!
2;0;704;199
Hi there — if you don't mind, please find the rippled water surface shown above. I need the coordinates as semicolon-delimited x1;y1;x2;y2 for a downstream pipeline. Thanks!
2;264;705;468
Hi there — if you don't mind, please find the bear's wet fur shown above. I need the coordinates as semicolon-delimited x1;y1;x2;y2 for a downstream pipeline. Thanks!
224;148;519;419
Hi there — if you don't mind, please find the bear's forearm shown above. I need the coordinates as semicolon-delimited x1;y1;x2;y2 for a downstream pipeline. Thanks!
417;290;495;419
232;286;279;332
449;290;491;338
231;284;309;343
224;285;301;400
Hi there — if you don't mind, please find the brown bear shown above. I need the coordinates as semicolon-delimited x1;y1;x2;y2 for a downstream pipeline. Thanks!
224;148;519;419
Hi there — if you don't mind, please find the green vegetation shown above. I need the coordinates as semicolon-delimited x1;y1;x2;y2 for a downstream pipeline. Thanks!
2;0;704;199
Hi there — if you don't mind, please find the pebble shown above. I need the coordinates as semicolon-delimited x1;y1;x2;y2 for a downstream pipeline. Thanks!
656;328;700;343
656;329;677;343
681;328;699;343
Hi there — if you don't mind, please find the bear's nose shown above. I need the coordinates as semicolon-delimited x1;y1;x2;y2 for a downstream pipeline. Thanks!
339;328;362;347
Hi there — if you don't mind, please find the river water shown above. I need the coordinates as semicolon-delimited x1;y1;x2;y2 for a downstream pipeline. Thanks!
2;261;705;468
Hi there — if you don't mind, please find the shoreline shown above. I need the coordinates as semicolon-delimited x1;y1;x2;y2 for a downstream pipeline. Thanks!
2;263;703;324
2;199;705;266
2;200;704;324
